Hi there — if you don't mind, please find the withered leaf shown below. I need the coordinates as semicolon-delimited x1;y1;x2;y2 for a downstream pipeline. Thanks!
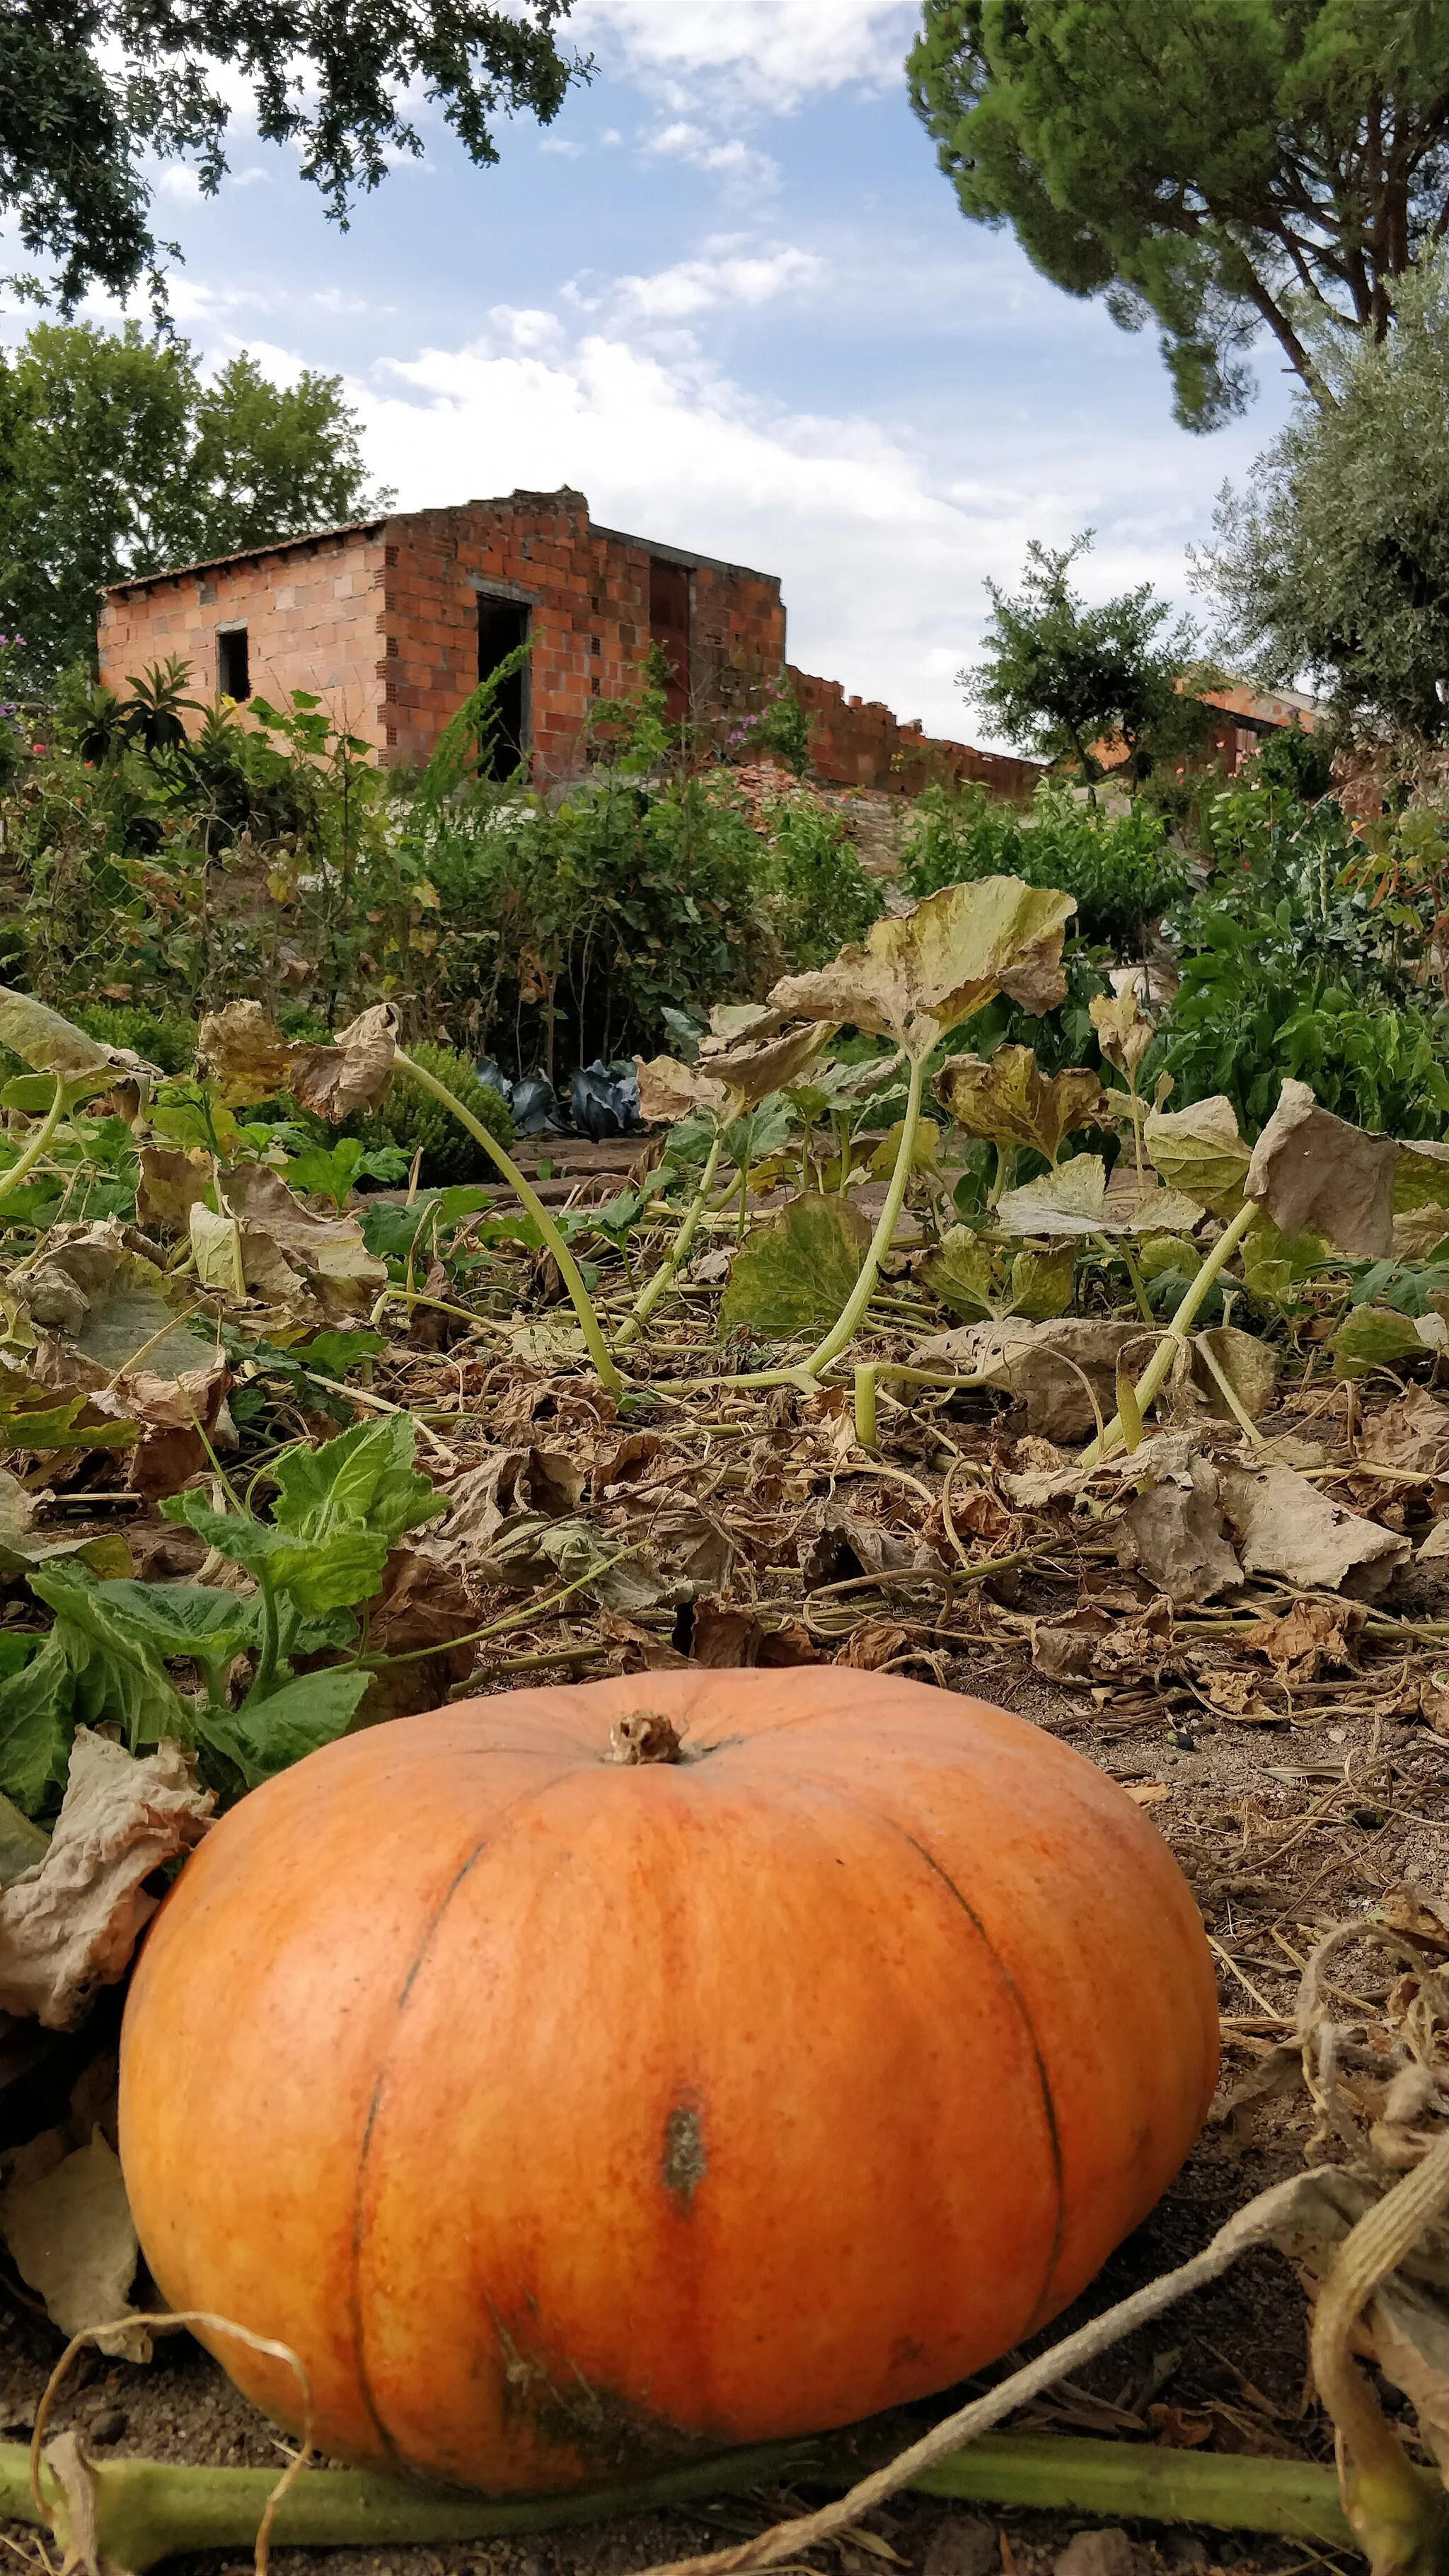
1144;1095;1252;1219
769;877;1074;1062
634;1054;730;1125
1219;1461;1412;1598
935;1045;1104;1162
0;2129;149;2362
289;1003;399;1121
1244;1078;1398;1258
0;1731;213;2030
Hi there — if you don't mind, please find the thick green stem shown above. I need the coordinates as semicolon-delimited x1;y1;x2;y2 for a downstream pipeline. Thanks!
0;1076;66;1205
616;1126;725;1353
393;1050;621;1395
913;2434;1353;2541
802;1054;924;1380
1081;1201;1258;1467
854;1363;878;1450
244;1578;282;1705
1;2430;1352;2575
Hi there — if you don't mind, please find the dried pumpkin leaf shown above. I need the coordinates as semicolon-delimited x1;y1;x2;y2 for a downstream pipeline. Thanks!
214;1167;387;1315
910;1315;1146;1438
0;1728;213;2027
288;1003;399;1122
1244;1078;1398;1258
1143;1095;1252;1218
1119;1456;1243;1608
700;1019;835;1106
634;1054;731;1126
935;1046;1104;1162
768;877;1075;1062
135;1145;212;1235
995;1155;1203;1239
195;1000;296;1105
0;2129;149;2361
1089;989;1153;1080
1218;1461;1412;1598
720;1194;871;1339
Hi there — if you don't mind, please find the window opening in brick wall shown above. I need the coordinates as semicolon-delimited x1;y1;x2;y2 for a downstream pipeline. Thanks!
217;628;250;701
649;559;690;725
477;595;530;778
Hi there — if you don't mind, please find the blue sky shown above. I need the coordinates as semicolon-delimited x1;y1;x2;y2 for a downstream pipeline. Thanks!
74;0;1295;747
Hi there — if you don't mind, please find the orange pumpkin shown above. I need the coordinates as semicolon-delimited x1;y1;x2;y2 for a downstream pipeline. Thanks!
118;1670;1216;2494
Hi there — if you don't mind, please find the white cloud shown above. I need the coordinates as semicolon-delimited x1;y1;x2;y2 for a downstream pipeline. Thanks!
645;121;779;194
611;245;821;321
570;0;918;109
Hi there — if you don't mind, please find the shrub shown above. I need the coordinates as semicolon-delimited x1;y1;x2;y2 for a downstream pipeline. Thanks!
357;1042;515;1187
72;1003;198;1073
901;780;1188;957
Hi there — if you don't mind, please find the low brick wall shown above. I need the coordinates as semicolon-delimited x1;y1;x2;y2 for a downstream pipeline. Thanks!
788;666;1044;800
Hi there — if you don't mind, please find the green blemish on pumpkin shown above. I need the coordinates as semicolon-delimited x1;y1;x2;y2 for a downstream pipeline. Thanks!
662;2104;707;2209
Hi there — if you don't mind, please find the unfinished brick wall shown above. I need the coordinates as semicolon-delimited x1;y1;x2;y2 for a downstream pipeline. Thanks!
97;524;388;737
98;488;1043;802
100;490;788;781
789;667;1044;801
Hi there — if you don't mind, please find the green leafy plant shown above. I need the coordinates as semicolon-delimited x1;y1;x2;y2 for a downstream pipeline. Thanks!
903;778;1187;957
354;1042;514;1186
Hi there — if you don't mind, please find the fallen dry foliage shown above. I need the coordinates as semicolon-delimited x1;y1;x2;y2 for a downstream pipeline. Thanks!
6;901;1449;2563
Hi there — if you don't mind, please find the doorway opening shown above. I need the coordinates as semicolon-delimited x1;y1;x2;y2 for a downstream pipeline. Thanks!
477;595;530;778
217;627;250;701
648;559;691;727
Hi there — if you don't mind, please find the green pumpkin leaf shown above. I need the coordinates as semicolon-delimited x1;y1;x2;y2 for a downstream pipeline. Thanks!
1330;1305;1438;1380
25;1562;192;1749
720;1194;871;1338
1395;1139;1449;1213
202;1665;369;1789
0;990;144;1082
919;1226;995;1319
868;1116;940;1179
269;1414;442;1548
1240;1220;1328;1307
294;1330;389;1380
0;1784;49;1883
0;1634;75;1814
158;1496;391;1617
1010;1244;1076;1320
71;1578;258;1673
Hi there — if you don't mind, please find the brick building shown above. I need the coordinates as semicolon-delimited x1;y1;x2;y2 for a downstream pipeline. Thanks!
98;487;1041;800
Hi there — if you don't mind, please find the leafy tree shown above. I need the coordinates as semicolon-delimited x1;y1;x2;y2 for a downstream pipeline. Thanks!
0;324;390;681
1195;250;1449;739
6;0;583;311
908;0;1449;428
963;533;1201;786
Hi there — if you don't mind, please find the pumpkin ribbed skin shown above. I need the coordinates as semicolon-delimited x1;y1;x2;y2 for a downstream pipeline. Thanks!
118;1671;1217;2494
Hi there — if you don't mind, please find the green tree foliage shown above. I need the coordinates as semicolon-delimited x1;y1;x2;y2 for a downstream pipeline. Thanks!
5;0;582;311
0;325;388;679
908;0;1449;428
964;533;1201;784
1196;251;1449;739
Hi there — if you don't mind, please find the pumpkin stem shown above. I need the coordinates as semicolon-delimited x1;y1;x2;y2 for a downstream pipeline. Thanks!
604;1712;683;1765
